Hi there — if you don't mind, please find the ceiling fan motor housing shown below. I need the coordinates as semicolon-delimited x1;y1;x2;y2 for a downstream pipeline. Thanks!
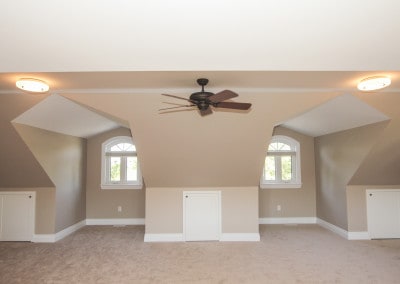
190;92;214;110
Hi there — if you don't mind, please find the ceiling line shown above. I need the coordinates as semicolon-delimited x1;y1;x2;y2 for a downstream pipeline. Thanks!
2;87;400;96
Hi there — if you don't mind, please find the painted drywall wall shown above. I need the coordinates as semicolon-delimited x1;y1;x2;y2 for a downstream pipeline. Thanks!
145;187;182;233
259;126;316;218
86;127;145;219
0;94;56;234
0;94;53;187
349;93;400;185
63;91;338;188
14;124;86;233
145;187;258;234
344;92;400;232
63;91;336;236
221;187;259;233
314;121;388;230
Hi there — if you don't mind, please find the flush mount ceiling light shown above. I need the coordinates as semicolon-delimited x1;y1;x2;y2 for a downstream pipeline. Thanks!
357;76;391;91
16;78;49;93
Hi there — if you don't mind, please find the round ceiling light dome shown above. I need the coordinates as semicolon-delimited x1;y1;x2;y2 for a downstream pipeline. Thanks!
357;76;391;91
16;78;49;93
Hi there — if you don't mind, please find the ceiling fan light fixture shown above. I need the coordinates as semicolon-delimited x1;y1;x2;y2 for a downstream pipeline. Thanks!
357;76;391;91
16;78;49;93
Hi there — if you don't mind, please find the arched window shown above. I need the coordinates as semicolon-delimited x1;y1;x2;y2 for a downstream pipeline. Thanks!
101;136;142;189
260;135;301;189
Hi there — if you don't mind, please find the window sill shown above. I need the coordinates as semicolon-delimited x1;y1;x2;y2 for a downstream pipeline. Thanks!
260;183;302;189
101;184;143;190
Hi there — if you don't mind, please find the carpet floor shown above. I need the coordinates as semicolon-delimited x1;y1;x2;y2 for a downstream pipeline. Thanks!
1;224;399;283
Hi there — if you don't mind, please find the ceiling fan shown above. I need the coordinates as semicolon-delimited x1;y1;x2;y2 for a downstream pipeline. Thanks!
159;78;252;115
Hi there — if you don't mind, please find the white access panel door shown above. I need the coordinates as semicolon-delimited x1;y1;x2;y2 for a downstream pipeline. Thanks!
367;190;400;239
183;191;221;241
0;192;35;241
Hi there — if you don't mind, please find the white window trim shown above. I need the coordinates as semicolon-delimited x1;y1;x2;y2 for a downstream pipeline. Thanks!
101;136;143;190
260;135;302;189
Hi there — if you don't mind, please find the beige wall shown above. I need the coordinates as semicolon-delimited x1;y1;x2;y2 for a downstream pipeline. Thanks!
64;91;337;235
145;187;259;234
145;187;182;233
221;187;259;233
86;127;145;219
14;124;87;232
64;92;337;188
349;93;400;185
259;126;316;218
0;94;53;187
0;94;64;234
314;121;388;230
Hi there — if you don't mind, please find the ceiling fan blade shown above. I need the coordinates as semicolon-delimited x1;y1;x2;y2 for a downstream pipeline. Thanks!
209;90;238;103
162;93;195;103
215;101;252;110
200;107;213;116
162;101;194;106
159;105;195;111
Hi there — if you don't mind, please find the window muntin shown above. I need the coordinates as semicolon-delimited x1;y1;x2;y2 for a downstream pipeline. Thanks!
101;136;142;189
261;135;301;189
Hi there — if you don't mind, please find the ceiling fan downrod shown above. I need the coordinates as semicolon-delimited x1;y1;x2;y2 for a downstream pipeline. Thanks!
197;78;209;92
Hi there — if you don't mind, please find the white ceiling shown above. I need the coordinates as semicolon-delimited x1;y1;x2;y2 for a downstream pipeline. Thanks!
1;1;399;138
1;1;399;72
281;94;389;137
12;95;125;138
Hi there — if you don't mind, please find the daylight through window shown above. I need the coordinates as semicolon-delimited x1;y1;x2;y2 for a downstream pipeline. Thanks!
260;135;301;189
101;136;142;189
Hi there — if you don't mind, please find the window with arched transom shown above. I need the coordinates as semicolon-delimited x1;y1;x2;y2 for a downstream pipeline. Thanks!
101;136;142;189
260;135;301;189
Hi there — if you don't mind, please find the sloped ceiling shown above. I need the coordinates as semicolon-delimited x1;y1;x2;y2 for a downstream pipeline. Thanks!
12;94;125;138
281;94;389;137
63;91;339;187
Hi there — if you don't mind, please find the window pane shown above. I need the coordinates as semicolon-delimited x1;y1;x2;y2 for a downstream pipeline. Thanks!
268;142;291;151
281;156;292;181
110;157;121;181
264;156;276;181
126;156;138;181
268;142;278;151
110;143;136;152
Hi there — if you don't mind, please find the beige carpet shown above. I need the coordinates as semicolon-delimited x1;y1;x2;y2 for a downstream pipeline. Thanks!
1;224;399;283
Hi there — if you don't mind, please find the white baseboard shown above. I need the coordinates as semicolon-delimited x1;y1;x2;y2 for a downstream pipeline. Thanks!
86;218;145;225
55;220;86;242
316;218;370;240
220;233;260;242
348;231;370;240
259;217;317;224
258;217;370;241
144;233;184;242
32;217;369;243
317;218;348;239
32;219;86;243
144;233;261;242
31;234;56;243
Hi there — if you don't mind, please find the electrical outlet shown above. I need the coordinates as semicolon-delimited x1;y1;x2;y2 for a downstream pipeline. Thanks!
117;206;122;212
277;205;281;211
